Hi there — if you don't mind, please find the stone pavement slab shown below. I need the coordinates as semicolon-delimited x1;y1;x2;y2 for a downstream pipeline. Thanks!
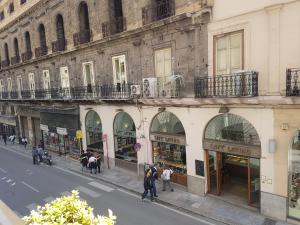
2;142;291;225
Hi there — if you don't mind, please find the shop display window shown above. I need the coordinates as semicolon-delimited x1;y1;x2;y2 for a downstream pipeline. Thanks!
288;131;300;219
114;136;137;163
85;110;103;151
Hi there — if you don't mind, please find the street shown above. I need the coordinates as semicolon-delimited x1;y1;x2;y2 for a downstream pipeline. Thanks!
0;145;223;225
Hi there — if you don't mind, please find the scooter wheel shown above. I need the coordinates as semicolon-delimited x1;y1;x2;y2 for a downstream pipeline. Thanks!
48;160;52;166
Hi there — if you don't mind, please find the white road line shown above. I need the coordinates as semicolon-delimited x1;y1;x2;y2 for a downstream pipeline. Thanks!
88;181;114;192
1;177;6;180
26;203;38;211
11;182;16;186
43;196;55;203
6;179;12;183
53;165;94;181
0;168;7;173
76;186;101;198
21;181;40;193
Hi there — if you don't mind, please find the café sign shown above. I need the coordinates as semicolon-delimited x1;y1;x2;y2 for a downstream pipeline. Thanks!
203;139;261;158
57;127;68;135
150;133;186;145
40;124;49;132
115;130;136;138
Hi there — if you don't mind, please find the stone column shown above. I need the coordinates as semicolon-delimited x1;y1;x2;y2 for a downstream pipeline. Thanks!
27;117;34;146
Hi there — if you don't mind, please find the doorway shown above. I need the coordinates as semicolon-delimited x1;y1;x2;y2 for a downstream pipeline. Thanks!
206;150;260;207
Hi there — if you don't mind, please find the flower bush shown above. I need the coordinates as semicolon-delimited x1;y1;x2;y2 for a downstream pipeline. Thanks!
23;190;116;225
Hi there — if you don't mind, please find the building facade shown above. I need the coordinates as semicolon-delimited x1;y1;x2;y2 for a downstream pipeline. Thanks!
1;0;300;223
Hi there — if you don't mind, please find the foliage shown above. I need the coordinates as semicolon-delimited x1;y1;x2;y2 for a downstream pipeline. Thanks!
23;190;116;225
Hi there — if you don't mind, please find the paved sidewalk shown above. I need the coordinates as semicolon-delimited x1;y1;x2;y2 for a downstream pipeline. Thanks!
3;142;291;225
0;200;23;225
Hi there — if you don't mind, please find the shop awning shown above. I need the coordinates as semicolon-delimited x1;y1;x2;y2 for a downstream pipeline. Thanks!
0;115;16;126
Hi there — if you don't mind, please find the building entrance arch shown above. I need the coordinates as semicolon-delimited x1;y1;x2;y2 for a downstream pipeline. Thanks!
204;113;261;207
85;110;103;153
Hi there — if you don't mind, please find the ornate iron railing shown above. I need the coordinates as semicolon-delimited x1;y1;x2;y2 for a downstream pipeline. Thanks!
11;55;21;65
142;0;175;25
35;46;48;58
102;17;127;38
52;39;66;52
286;68;300;96
195;71;259;98
73;29;92;46
21;51;32;62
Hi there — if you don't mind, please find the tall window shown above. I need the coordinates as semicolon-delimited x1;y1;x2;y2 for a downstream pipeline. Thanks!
112;55;127;85
4;43;9;64
25;31;31;53
155;48;172;84
215;31;243;75
78;2;90;32
13;38;19;57
8;3;14;13
56;14;65;41
38;24;47;49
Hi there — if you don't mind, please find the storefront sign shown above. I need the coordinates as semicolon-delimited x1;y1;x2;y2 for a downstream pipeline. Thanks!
76;130;83;139
203;139;261;158
115;130;136;138
40;124;49;132
0;116;16;126
57;127;67;135
150;133;186;145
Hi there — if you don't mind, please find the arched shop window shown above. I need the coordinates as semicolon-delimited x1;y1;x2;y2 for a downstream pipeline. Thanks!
85;110;103;152
113;112;137;163
288;131;300;219
150;111;187;186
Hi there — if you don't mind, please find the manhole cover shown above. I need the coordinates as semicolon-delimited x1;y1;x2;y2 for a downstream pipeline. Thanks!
263;218;276;225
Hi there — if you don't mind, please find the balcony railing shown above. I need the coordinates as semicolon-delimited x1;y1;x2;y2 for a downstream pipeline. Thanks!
35;46;48;58
195;71;259;98
52;39;66;52
142;0;175;25
102;17;127;38
286;68;300;96
1;59;10;68
73;29;92;46
21;51;32;62
11;55;20;65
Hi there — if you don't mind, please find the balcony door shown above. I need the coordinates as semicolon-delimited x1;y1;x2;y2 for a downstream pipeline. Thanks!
82;62;95;94
7;78;12;98
112;55;127;97
17;76;23;98
0;79;3;98
60;66;70;98
43;70;51;98
155;48;172;93
28;73;35;99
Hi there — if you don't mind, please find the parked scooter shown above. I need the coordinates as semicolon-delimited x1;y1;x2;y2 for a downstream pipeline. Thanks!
40;150;52;166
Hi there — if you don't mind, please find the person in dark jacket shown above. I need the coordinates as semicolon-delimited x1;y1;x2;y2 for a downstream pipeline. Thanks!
2;133;7;145
32;147;39;165
141;169;154;201
96;154;101;173
150;164;158;197
80;153;89;171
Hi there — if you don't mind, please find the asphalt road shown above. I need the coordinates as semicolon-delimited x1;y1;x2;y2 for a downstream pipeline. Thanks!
0;145;224;225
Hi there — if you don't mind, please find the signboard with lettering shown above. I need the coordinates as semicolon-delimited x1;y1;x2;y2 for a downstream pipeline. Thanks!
115;130;136;138
40;124;49;132
203;139;261;158
150;133;186;145
57;127;68;135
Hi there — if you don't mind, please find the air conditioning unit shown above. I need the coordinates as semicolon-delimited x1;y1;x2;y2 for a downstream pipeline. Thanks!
142;78;158;98
130;85;141;97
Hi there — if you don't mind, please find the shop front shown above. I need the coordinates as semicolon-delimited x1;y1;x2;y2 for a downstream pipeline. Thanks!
204;113;261;207
85;110;103;154
0;115;17;137
40;109;80;156
150;111;187;186
113;112;137;171
288;130;300;220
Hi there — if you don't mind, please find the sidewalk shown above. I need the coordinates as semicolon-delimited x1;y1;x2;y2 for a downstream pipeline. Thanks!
0;200;23;225
4;143;290;225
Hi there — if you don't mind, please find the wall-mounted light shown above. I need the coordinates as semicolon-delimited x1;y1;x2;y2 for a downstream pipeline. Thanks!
158;107;166;112
268;139;277;153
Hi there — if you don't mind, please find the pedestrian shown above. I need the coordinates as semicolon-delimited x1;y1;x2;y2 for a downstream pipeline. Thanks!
141;169;154;201
80;153;88;171
37;145;43;163
2;133;7;145
22;137;28;149
88;154;97;174
161;165;174;192
40;140;45;150
96;154;101;173
150;164;158;197
32;147;38;165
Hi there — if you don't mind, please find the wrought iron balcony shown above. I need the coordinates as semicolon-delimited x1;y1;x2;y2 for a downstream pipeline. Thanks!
35;46;48;58
1;59;10;68
142;0;175;25
102;17;127;38
52;39;66;52
11;55;20;65
21;51;32;62
286;68;300;96
195;71;259;98
73;29;92;46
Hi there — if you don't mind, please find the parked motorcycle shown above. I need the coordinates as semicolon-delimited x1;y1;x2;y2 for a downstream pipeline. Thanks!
40;150;52;166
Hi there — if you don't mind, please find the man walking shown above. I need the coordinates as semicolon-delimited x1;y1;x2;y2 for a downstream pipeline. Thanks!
141;169;154;201
150;164;158;197
2;133;7;145
32;147;38;165
162;165;174;192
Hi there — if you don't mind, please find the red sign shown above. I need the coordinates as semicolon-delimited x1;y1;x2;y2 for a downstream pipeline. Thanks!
102;134;107;141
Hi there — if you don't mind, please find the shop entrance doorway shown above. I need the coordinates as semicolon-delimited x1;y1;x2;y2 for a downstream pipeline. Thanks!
206;150;260;207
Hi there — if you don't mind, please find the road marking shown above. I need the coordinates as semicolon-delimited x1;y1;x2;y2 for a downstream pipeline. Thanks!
53;166;94;182
117;188;140;198
1;177;6;180
6;179;12;183
11;182;16;186
88;181;114;192
43;196;55;203
21;181;40;193
0;168;7;173
76;186;101;198
26;203;38;211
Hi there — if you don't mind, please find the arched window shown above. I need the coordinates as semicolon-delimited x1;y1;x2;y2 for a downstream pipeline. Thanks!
38;24;47;48
78;2;90;32
25;31;31;53
4;43;9;66
13;38;19;57
55;14;66;51
85;110;103;152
